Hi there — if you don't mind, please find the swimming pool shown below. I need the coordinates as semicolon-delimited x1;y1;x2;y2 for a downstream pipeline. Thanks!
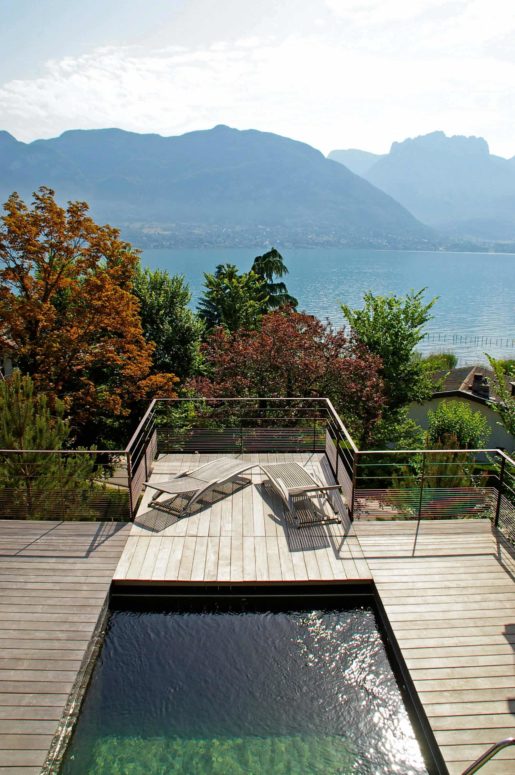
61;591;431;774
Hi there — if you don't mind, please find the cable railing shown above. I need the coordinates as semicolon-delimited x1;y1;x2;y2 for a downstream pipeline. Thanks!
0;448;129;521
0;396;512;530
123;398;513;538
351;446;514;542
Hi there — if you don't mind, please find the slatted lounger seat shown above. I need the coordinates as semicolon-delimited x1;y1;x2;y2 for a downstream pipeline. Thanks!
260;462;344;528
144;457;256;517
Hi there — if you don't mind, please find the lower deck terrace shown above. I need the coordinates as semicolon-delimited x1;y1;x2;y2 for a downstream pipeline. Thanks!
1;394;514;774
112;451;515;775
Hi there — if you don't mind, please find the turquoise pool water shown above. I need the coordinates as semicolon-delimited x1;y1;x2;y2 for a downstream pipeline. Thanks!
62;606;428;774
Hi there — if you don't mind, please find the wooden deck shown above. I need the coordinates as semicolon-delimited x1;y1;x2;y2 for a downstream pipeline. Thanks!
114;453;515;775
353;519;515;775
0;454;512;774
114;453;370;583
0;520;130;775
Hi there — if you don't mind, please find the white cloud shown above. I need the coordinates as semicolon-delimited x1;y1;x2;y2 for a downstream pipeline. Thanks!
1;0;514;157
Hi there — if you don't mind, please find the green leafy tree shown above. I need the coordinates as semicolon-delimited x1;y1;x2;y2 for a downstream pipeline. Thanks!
427;400;490;449
418;351;458;371
341;289;437;411
197;264;268;332
0;371;95;519
133;266;204;379
487;355;515;437
366;408;426;451
251;248;298;310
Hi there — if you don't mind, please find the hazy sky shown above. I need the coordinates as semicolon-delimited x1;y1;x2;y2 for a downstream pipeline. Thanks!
1;0;514;156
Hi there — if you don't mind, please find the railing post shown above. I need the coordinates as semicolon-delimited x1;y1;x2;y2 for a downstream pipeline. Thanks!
126;451;134;521
494;454;506;528
313;416;316;452
417;453;426;520
350;452;358;521
335;429;339;481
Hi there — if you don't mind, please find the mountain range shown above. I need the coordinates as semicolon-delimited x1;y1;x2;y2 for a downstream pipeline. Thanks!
0;125;434;249
329;132;515;241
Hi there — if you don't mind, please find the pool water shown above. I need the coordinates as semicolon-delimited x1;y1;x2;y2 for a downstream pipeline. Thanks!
62;606;428;774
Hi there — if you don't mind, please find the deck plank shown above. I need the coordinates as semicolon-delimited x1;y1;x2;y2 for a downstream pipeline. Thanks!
0;520;130;772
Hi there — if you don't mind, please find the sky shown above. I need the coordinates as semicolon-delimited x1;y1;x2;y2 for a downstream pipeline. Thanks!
1;0;514;157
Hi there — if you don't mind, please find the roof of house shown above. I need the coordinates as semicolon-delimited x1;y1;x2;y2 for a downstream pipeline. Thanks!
432;365;508;405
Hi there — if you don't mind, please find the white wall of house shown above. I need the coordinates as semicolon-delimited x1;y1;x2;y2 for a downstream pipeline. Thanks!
409;396;514;453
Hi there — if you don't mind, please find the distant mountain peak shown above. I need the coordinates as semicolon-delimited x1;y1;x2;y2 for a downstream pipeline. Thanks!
390;131;490;157
0;130;18;146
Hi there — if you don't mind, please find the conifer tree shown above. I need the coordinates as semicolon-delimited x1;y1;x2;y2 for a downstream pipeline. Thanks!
0;371;95;519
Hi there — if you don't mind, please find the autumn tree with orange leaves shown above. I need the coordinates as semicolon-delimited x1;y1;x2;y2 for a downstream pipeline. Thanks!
0;188;177;446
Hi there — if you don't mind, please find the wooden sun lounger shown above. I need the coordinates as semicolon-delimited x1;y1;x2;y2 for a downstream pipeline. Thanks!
260;462;344;528
144;457;256;517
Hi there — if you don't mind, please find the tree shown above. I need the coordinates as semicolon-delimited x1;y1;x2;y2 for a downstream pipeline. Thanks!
341;289;437;411
133;266;203;379
427;400;490;449
0;371;95;518
487;355;515;438
187;310;385;446
0;188;177;446
251;248;298;310
197;263;268;332
419;352;458;372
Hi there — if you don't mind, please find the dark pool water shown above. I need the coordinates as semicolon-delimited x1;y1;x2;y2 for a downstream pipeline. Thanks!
62;607;428;774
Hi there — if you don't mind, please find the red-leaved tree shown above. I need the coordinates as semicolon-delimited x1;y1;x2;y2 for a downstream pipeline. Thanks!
188;310;385;445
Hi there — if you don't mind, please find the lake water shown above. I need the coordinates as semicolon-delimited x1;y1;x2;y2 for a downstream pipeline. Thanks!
141;248;515;364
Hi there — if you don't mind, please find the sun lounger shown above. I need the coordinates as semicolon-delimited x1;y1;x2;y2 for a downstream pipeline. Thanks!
144;456;256;517
260;462;343;528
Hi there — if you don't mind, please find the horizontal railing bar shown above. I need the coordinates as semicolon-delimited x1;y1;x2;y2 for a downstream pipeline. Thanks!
0;449;125;454
151;397;334;402
358;448;503;455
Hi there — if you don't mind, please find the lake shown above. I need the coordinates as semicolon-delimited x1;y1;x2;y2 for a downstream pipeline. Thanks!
141;248;515;365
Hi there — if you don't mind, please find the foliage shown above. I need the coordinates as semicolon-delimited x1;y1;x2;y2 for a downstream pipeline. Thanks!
0;188;177;446
388;434;489;519
487;355;515;438
341;289;437;411
197;263;268;332
366;408;426;451
427;400;490;449
133;266;204;379
187;310;385;446
0;371;96;518
418;351;458;371
251;247;298;310
422;436;481;488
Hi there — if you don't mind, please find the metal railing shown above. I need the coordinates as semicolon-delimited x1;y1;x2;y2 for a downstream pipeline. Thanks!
461;737;515;774
123;397;357;518
0;448;130;521
352;447;514;540
0;395;512;529
123;398;514;537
